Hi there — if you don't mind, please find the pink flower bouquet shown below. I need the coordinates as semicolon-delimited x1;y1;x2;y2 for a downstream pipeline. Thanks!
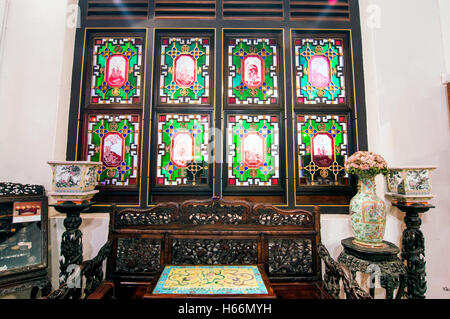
344;151;389;178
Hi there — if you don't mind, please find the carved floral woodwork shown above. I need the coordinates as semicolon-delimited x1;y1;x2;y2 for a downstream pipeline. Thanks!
172;239;258;265
115;238;162;273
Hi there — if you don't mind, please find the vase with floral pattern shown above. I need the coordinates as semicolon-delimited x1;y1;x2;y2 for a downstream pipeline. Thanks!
350;175;386;248
345;151;389;248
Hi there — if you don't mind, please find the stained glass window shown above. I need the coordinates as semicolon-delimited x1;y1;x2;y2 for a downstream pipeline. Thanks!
156;114;210;186
294;38;346;105
90;37;144;105
158;37;211;105
227;115;280;187
226;37;279;106
297;115;349;186
86;114;140;186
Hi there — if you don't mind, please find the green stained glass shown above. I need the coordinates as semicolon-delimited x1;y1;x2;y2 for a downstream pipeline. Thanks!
227;115;280;187
156;114;209;186
295;38;346;105
159;37;210;104
91;37;143;104
297;115;349;186
87;114;140;187
227;38;279;105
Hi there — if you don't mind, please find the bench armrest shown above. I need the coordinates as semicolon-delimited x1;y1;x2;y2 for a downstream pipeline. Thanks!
317;242;372;299
87;281;115;299
80;240;113;298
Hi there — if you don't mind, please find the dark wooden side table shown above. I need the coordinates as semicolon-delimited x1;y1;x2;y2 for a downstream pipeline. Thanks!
337;237;406;299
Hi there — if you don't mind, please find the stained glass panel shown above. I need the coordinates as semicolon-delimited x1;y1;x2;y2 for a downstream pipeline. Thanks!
227;115;280;187
91;37;144;105
295;38;346;105
156;114;210;186
297;115;349;186
227;38;279;105
86;114;140;186
159;37;211;105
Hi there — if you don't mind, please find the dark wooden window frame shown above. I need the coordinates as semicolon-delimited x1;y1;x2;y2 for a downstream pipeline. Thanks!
66;0;368;214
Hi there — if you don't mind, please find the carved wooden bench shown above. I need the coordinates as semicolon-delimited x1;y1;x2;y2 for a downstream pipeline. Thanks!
44;197;371;299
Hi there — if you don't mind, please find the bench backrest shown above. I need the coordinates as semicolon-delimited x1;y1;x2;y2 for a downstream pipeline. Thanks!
105;197;321;284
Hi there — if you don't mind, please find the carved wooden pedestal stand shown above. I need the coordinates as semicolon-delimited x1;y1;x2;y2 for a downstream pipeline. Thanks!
338;237;406;299
393;203;434;299
51;201;92;299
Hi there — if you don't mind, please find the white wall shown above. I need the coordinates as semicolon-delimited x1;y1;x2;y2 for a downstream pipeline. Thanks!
0;0;84;297
357;0;450;298
0;0;448;299
438;0;450;81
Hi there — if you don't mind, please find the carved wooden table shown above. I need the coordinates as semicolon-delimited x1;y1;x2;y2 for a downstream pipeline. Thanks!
337;237;406;299
143;264;277;299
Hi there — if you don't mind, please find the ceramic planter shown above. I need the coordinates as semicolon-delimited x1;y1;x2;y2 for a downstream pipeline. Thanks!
386;166;436;195
350;176;386;248
47;161;101;203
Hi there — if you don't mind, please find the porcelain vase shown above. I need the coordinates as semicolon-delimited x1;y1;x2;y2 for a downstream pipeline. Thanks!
349;175;386;248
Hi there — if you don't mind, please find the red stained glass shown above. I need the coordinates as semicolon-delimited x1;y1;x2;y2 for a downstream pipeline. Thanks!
312;133;334;168
131;115;139;122
106;55;128;87
309;55;331;88
171;132;195;168
242;56;264;88
174;55;196;87
242;132;265;168
102;133;124;167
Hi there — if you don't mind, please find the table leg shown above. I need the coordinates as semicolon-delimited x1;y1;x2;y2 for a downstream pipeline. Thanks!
395;274;407;299
380;275;398;299
369;275;375;298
